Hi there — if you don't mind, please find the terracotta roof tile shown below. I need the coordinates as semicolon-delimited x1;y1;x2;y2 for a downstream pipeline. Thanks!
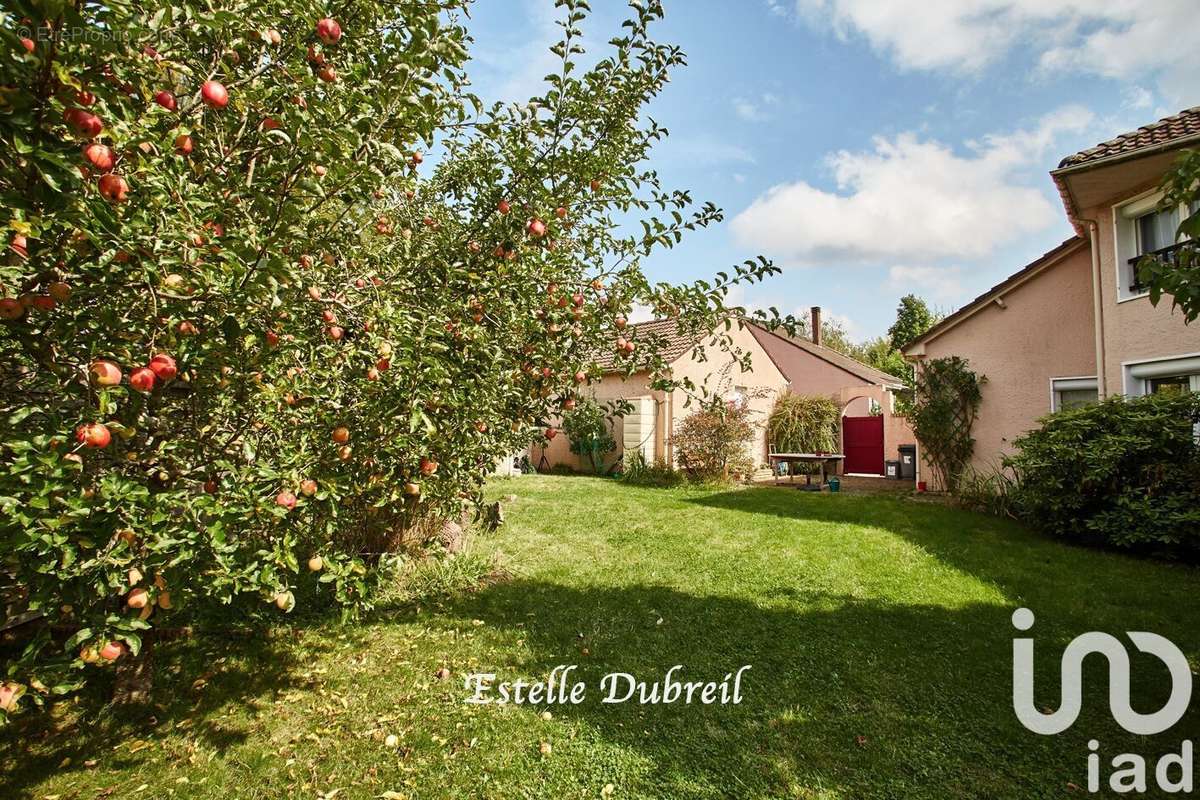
593;318;705;371
1057;106;1200;170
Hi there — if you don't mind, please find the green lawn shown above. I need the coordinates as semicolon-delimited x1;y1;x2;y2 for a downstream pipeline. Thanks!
4;476;1200;799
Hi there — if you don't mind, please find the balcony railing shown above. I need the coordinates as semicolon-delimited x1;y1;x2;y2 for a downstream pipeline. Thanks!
1129;241;1190;294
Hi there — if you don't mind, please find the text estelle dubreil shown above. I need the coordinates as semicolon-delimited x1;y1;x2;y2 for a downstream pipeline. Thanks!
463;664;751;706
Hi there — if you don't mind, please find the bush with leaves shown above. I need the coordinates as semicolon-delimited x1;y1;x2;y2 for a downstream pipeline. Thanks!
672;399;756;482
910;356;985;492
561;396;618;474
0;0;790;716
1005;393;1200;556
619;449;681;487
766;393;839;455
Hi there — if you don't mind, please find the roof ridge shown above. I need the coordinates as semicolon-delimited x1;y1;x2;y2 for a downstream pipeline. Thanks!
1057;106;1200;170
901;236;1086;351
749;321;907;386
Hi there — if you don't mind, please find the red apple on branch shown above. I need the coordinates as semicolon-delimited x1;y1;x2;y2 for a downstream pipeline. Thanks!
527;218;547;238
64;108;103;138
0;298;23;320
97;173;129;203
89;359;122;386
98;641;126;661
149;354;177;381
275;490;297;510
174;134;194;155
201;80;228;108
129;367;156;393
76;422;111;448
316;18;342;44
497;199;511;215
153;90;177;110
332;426;350;444
82;143;115;172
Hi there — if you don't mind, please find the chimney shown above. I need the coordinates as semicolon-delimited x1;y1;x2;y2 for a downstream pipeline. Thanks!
810;306;822;347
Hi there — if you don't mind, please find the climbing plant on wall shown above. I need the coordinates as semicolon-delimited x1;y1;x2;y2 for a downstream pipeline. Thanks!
909;357;986;492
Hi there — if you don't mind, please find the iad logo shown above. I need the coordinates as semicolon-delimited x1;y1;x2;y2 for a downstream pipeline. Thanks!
1011;608;1195;794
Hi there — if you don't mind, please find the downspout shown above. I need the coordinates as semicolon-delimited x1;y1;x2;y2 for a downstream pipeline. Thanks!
1084;220;1108;398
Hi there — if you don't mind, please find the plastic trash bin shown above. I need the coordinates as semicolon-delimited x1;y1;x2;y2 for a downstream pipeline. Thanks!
884;460;901;479
898;444;917;480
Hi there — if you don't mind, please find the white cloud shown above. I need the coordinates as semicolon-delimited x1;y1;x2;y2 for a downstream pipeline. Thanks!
729;106;1093;265
823;310;863;340
627;303;657;324
733;93;780;122
791;0;1200;105
887;265;967;303
1121;86;1155;110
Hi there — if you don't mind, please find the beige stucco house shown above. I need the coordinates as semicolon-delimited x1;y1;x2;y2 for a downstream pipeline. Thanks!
904;107;1200;487
535;310;913;476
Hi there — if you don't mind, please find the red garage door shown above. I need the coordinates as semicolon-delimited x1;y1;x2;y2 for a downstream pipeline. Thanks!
843;416;884;475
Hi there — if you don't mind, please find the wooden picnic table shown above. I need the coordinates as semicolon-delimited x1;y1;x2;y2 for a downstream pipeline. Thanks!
768;453;846;489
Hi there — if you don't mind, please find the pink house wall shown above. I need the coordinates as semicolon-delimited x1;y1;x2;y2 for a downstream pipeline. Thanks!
749;327;876;415
915;243;1096;487
1079;184;1200;397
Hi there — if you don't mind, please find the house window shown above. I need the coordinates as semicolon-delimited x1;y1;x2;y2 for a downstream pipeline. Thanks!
1126;356;1200;397
1115;191;1194;298
1051;377;1098;412
1149;375;1197;396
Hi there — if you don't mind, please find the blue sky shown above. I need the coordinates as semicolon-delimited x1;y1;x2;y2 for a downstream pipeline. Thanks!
464;0;1200;341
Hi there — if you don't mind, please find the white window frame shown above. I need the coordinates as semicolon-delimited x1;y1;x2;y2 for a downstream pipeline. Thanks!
1121;353;1200;397
1049;376;1099;412
1113;189;1193;303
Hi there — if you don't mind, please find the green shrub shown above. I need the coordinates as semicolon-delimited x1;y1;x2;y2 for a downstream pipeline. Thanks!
766;394;839;474
956;466;1019;519
562;397;617;473
1006;393;1200;556
620;450;682;487
672;400;755;482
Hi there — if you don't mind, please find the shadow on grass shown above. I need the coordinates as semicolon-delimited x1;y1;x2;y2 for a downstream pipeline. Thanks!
0;624;334;798
683;487;1200;635
435;576;1200;799
436;577;1197;797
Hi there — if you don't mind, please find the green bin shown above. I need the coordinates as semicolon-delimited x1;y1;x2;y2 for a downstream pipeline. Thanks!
827;477;840;493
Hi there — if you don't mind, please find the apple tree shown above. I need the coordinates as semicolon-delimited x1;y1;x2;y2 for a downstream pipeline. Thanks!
0;0;785;715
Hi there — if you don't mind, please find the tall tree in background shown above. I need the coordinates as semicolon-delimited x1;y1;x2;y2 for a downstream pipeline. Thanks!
888;295;937;351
